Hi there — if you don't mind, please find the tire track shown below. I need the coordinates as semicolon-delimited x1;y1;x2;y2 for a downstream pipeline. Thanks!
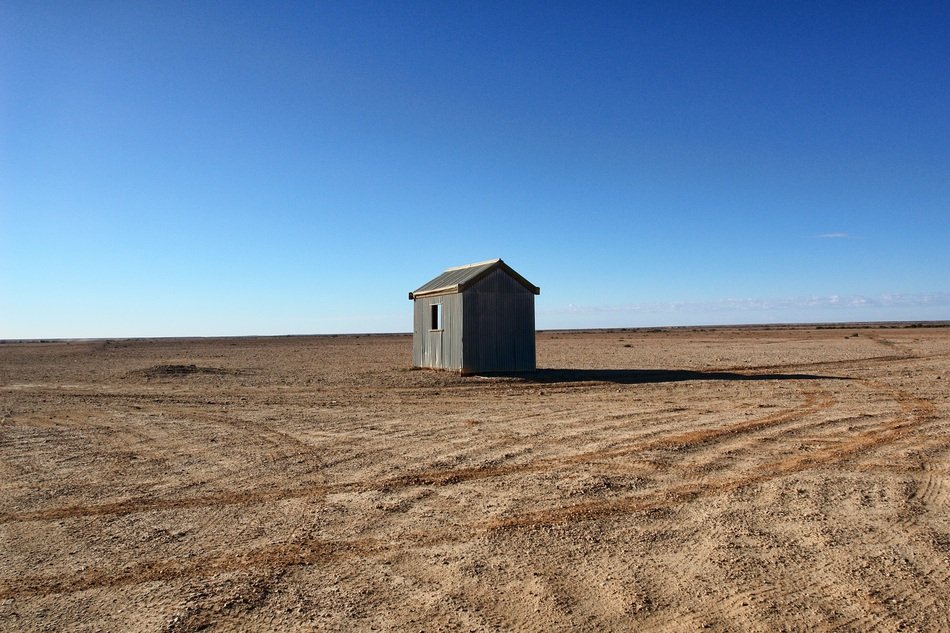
714;561;855;630
848;381;950;630
0;394;832;599
482;384;932;530
0;391;831;598
360;390;833;491
668;411;870;484
0;378;936;600
914;462;950;508
0;485;328;523
0;535;387;600
718;354;914;374
0;389;831;524
154;404;322;460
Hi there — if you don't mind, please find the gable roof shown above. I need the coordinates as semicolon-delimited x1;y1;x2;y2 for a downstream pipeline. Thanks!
409;258;540;299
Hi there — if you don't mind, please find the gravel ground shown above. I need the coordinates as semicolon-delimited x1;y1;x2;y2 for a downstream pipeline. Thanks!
1;326;948;631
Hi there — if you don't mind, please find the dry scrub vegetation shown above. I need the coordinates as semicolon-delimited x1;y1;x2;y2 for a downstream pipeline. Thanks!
1;326;949;631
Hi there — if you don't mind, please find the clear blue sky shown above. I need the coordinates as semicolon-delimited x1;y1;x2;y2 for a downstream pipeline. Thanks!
2;1;948;337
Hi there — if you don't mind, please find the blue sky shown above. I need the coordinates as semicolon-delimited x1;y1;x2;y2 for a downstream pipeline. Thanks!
2;1;948;337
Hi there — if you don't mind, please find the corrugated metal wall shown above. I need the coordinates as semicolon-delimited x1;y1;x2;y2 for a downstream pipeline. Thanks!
462;267;536;373
412;293;464;370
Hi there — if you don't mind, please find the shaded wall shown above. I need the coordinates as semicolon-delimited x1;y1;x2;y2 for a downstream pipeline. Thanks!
462;268;536;373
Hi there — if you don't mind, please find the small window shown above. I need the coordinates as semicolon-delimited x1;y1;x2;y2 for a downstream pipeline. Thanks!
430;303;443;330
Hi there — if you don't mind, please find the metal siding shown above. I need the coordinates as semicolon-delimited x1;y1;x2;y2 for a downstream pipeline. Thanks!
412;294;463;370
462;268;536;373
445;293;464;370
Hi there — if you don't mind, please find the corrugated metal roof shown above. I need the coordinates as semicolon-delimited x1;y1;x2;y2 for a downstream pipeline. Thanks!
409;259;540;299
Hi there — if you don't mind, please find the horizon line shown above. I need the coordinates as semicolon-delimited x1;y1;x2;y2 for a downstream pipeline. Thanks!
3;319;949;344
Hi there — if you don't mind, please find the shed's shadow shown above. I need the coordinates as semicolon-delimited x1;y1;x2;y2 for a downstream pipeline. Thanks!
479;368;847;384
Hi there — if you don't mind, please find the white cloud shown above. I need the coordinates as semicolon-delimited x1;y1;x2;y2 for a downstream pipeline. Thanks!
540;292;950;323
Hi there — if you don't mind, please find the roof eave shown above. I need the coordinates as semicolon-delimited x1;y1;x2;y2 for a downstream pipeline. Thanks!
408;285;461;300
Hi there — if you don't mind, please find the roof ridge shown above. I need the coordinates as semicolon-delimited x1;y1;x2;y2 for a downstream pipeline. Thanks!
409;258;538;299
443;258;502;271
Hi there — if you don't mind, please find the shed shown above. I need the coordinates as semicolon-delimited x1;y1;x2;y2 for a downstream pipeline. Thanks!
408;259;540;374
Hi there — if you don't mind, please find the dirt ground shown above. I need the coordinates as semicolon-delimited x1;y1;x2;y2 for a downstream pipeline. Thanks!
1;326;949;632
